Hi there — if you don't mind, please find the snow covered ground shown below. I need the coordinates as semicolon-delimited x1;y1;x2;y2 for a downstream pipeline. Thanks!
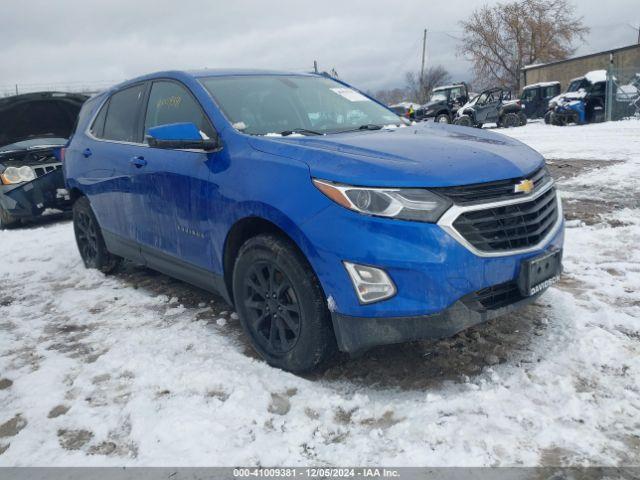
1;120;639;466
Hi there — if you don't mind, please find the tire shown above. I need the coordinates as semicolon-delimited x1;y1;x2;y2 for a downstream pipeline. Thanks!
551;113;565;126
73;196;121;273
232;234;337;373
544;111;553;124
454;115;473;127
518;111;527;126
435;114;450;124
0;206;18;230
501;112;520;128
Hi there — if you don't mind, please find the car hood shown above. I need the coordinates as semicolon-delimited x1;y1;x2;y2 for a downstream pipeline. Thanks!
421;100;445;110
247;123;544;187
0;92;87;149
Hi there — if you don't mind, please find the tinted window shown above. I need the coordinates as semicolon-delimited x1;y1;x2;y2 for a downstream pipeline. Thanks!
90;99;109;138
144;81;214;140
523;89;539;101
102;84;146;142
543;86;558;98
591;82;606;95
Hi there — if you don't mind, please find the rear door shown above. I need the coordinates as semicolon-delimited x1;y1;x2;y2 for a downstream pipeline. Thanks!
82;83;148;260
133;79;220;271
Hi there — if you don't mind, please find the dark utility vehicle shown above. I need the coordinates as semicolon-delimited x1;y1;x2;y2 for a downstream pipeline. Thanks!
520;82;561;119
415;83;469;123
454;87;524;128
546;71;607;125
0;92;87;228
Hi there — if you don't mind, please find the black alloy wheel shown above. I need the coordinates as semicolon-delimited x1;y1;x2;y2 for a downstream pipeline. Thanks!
243;260;302;354
73;196;121;273
233;234;337;373
75;209;99;264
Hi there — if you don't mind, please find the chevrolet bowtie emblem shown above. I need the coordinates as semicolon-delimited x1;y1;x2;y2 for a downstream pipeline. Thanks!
514;179;534;194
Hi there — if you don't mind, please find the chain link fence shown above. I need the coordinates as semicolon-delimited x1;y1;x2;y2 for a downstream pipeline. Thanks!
606;66;640;121
0;80;120;98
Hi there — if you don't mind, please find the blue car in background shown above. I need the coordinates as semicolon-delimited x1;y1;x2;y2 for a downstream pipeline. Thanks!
64;69;564;372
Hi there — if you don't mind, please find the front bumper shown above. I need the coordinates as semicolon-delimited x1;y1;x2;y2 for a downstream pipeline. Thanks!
0;169;71;220
332;288;543;353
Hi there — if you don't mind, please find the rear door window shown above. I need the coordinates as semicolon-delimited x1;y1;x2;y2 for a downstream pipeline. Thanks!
102;84;146;142
143;81;214;140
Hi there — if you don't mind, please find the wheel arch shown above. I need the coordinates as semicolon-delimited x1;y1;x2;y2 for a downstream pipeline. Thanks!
222;215;323;307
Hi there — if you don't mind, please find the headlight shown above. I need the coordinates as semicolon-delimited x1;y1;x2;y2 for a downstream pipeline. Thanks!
0;166;36;185
313;179;452;222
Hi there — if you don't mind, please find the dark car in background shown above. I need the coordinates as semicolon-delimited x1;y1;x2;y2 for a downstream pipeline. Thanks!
520;81;561;119
0;91;87;228
415;83;469;123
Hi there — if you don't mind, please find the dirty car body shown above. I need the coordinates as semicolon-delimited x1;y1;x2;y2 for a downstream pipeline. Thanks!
0;92;87;228
65;70;564;372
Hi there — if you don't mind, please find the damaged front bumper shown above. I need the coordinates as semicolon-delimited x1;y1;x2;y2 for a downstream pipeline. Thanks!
0;169;71;220
332;287;543;354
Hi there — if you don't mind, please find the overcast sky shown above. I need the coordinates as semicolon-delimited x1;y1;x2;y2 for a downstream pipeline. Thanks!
1;0;638;94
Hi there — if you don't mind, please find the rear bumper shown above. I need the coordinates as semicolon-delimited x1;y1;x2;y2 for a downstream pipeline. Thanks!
0;169;71;220
332;287;544;353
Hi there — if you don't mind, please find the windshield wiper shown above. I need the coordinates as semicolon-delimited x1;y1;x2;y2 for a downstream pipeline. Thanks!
280;128;323;136
330;124;386;134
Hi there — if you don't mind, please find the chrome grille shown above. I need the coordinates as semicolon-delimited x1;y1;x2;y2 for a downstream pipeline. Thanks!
451;185;559;252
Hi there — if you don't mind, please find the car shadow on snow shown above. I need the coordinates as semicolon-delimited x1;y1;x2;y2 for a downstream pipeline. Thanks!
112;260;552;390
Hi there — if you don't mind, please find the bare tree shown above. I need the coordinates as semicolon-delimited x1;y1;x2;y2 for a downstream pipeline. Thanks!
370;87;407;105
459;0;588;91
405;65;452;103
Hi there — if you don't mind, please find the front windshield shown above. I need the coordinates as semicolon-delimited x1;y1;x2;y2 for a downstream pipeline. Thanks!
429;91;447;102
200;75;402;135
567;79;587;92
0;137;67;153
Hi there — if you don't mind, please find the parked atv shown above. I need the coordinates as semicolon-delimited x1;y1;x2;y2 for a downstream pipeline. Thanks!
520;81;561;120
545;71;606;125
454;87;525;128
415;83;469;123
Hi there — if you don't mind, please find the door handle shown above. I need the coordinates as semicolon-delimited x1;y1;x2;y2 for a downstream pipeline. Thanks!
83;148;92;158
130;156;147;168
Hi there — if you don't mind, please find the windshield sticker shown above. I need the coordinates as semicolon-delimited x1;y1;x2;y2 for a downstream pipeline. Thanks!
330;87;368;102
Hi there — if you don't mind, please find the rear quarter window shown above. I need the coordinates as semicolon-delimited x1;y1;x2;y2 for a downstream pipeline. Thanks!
100;84;146;142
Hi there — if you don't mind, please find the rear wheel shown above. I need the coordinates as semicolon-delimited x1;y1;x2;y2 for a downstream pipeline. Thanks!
502;112;520;128
0;207;18;230
518;111;527;126
454;115;473;127
73;197;121;273
233;234;337;373
544;111;553;124
435;114;450;124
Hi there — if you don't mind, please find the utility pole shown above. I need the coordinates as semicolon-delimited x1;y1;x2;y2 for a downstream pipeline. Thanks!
420;29;427;101
313;61;318;74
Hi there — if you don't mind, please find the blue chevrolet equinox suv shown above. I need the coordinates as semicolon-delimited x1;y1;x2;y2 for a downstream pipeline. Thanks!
64;69;564;372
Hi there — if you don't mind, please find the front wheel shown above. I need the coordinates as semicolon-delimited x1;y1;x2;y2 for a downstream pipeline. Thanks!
435;114;450;124
233;234;337;373
73;197;121;273
544;111;553;124
454;115;473;127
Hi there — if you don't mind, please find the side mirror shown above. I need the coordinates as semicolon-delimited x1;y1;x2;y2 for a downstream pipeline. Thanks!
146;122;219;151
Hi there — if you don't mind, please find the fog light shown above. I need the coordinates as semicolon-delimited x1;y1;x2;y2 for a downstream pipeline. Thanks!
344;262;396;304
